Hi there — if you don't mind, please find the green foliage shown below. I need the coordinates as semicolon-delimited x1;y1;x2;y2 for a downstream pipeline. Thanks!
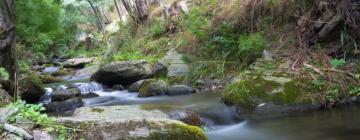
0;68;9;80
179;7;211;41
348;86;360;96
16;0;62;52
148;18;168;38
325;85;341;103
222;82;256;110
19;61;31;74
6;100;76;139
330;58;346;68
237;33;266;57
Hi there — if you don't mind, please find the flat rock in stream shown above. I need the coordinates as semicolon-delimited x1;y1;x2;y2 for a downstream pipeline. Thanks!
91;60;154;86
51;88;81;101
63;58;95;68
56;105;206;140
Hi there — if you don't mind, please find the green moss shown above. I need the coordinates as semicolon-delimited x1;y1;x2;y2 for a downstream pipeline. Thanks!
222;71;313;110
138;80;155;97
19;75;45;103
51;70;70;77
138;80;168;97
91;107;105;113
146;123;207;140
41;75;64;84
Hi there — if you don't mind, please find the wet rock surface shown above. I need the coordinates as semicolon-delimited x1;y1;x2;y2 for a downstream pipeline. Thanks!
63;57;95;68
56;105;207;140
19;76;45;103
167;85;194;96
91;60;154;86
138;80;168;97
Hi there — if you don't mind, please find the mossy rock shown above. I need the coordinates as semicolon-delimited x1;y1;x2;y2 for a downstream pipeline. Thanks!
51;70;70;77
56;106;207;140
0;88;12;107
222;71;315;110
40;75;64;84
139;80;168;97
19;75;45;103
141;105;202;126
145;122;207;140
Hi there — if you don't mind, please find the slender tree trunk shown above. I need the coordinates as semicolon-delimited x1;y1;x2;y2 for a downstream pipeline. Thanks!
87;0;104;31
0;0;17;97
113;0;122;20
122;0;149;24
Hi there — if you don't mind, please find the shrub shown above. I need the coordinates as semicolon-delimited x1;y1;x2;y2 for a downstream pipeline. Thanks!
330;58;346;69
0;68;9;80
236;32;266;62
148;18;168;38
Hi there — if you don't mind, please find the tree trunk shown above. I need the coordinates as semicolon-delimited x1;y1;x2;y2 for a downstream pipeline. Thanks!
122;0;137;22
0;0;17;96
122;0;149;24
113;0;122;20
135;0;149;24
87;0;104;31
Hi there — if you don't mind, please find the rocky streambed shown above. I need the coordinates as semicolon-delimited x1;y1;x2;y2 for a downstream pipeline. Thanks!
6;57;360;140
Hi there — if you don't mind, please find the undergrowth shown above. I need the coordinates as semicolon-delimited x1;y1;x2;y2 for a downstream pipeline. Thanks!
5;100;80;139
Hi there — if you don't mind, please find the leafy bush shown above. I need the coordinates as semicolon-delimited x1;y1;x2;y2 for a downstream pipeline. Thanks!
6;100;77;139
179;7;211;41
330;58;346;68
0;68;9;80
148;18;168;38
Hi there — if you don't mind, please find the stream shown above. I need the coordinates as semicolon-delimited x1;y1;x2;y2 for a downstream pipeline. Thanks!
43;71;360;140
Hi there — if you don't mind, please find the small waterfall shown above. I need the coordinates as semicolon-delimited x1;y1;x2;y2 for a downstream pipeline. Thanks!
42;88;53;104
76;82;103;94
56;85;68;91
42;66;60;74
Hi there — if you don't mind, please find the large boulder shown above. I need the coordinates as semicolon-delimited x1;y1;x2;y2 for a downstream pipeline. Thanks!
167;85;194;96
139;80;168;97
19;76;45;103
63;58;95;68
56;105;206;140
91;60;154;86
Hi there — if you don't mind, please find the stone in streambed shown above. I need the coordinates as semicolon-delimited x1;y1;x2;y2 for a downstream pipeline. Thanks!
128;79;148;92
63;57;95;68
19;75;45;103
167;85;194;96
51;70;70;77
51;88;81;101
91;60;154;86
138;80;168;97
44;98;83;113
140;105;202;126
40;75;64;84
56;105;207;140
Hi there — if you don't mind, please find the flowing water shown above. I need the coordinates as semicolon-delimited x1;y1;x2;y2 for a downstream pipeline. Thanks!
46;80;360;140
